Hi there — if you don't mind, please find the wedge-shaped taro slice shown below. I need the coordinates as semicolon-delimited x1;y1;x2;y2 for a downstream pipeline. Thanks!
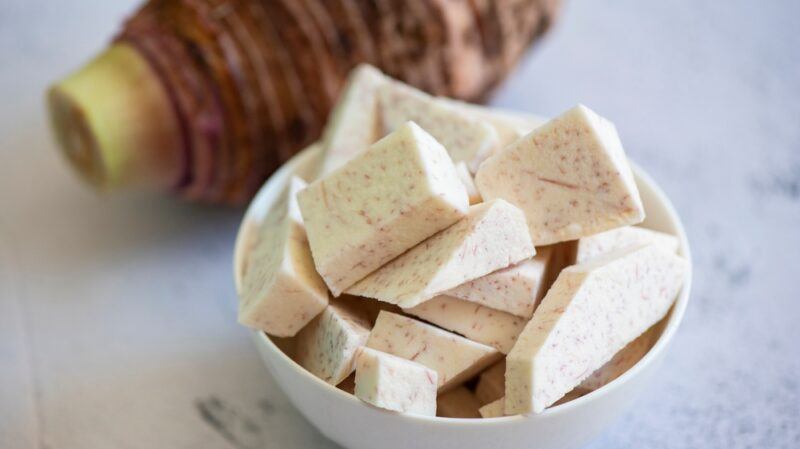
405;295;526;354
378;80;499;172
476;105;645;246
445;246;554;318
575;226;679;264
296;298;372;385
579;321;662;391
299;121;469;296
319;64;388;175
347;199;534;308
437;386;482;418
366;311;500;392
239;218;328;337
475;360;505;405
505;244;687;414
354;347;438;416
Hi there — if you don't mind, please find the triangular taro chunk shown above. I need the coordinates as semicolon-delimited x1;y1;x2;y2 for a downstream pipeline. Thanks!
347;199;535;308
295;298;372;385
379;80;499;172
354;347;438;416
575;226;679;264
239;219;328;337
404;295;526;354
445;246;554;318
319;64;388;175
505;244;687;414
299;121;469;296
475;104;645;246
366;311;501;391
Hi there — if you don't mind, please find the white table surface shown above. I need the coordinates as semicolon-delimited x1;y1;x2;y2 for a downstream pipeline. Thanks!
1;1;798;448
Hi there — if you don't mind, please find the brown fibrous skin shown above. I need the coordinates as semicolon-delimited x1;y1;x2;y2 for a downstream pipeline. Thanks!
104;0;561;203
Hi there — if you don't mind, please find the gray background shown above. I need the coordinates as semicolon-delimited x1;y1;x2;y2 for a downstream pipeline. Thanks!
1;1;798;448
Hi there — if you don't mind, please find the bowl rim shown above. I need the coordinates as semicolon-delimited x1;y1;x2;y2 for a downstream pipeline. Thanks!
233;145;693;425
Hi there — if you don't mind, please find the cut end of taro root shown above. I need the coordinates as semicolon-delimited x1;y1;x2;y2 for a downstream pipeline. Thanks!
47;43;184;191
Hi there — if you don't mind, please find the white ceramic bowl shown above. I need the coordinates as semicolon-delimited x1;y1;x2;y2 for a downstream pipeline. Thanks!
233;145;692;449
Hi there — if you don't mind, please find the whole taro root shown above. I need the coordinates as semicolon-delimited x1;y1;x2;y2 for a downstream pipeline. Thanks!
47;0;561;204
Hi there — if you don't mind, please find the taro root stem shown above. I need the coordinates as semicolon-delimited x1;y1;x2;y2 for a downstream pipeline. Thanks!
47;43;184;190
